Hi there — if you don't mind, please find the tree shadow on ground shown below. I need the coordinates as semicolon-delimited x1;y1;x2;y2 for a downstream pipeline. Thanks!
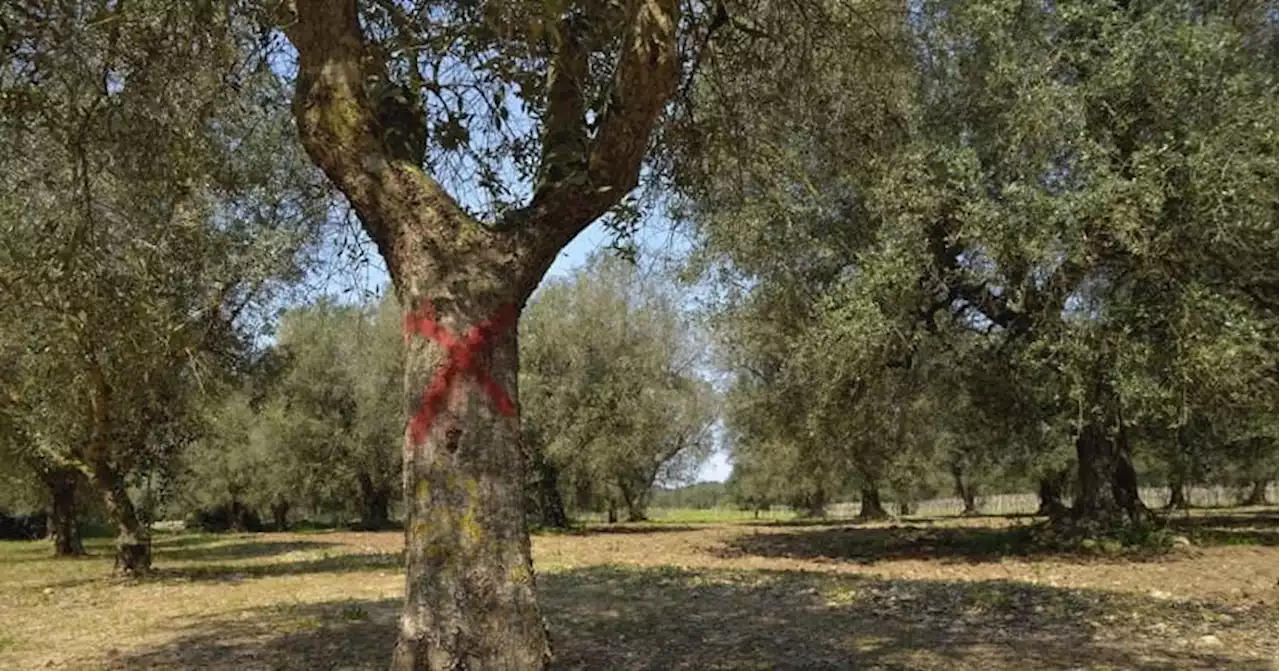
154;539;341;562
150;534;230;550
743;513;1043;530
145;551;404;583
112;565;1272;670
1161;509;1278;547
717;524;1061;565
556;524;703;536
40;550;405;589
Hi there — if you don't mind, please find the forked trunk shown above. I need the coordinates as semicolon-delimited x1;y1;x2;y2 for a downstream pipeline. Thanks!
858;487;889;520
1071;418;1142;528
88;457;151;575
619;482;650;522
1241;479;1270;506
391;314;548;670
282;0;679;665
42;467;85;557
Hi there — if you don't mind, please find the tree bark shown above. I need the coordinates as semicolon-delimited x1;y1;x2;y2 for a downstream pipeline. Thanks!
81;354;150;575
858;487;889;520
950;462;979;516
1165;476;1189;510
959;490;978;516
281;1;678;666
1071;417;1143;528
616;482;649;522
530;448;569;529
357;473;393;530
88;456;151;575
41;466;85;557
228;499;249;533
271;499;291;532
1037;474;1069;519
802;488;828;518
1241;479;1270;506
394;332;548;668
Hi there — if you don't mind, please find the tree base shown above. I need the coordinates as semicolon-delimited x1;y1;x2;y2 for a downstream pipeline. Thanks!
52;539;87;557
857;508;890;521
114;542;152;577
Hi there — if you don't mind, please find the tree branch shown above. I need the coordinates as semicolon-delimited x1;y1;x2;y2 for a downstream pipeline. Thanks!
505;0;680;257
281;0;472;283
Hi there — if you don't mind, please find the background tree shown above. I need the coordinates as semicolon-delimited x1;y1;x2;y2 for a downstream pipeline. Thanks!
0;1;330;573
266;296;404;530
673;0;1276;534
521;255;716;523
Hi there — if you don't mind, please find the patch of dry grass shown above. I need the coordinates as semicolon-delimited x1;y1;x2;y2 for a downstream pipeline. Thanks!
0;510;1275;670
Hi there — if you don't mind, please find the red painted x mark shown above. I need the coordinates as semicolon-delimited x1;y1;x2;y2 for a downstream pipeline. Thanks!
403;302;518;446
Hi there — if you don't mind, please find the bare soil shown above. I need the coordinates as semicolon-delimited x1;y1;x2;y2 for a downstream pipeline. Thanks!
0;508;1275;670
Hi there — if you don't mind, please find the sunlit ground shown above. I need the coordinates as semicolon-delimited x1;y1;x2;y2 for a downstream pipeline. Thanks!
1;508;1275;670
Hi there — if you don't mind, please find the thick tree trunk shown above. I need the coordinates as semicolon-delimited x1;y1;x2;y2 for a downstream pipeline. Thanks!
618;483;649;522
625;503;648;523
531;450;569;529
88;457;151;575
959;489;978;516
1165;476;1189;510
1071;418;1143;528
391;326;549;670
357;473;393;530
858;487;889;520
803;488;828;518
1241;479;1270;506
271;499;290;531
228;499;249;533
950;462;979;516
282;1;678;665
1037;475;1069;519
42;467;85;557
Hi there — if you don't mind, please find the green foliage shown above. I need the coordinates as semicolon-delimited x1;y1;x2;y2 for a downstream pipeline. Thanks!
0;0;332;552
180;295;404;529
521;255;717;521
650;482;729;510
677;0;1277;520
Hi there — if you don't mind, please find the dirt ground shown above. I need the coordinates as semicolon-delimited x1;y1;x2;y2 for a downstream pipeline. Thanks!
0;508;1275;670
